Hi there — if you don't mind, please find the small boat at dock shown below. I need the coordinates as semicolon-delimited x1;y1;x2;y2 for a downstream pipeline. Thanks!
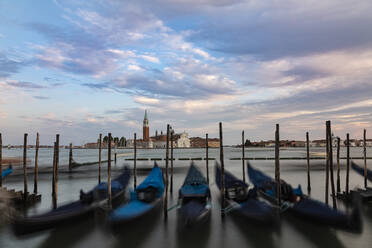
247;163;362;233
12;167;131;236
177;163;211;228
108;163;164;229
215;164;277;225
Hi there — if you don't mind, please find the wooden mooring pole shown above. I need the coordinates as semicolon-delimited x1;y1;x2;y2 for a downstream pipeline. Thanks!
134;133;137;189
364;129;367;188
164;124;170;219
98;134;102;184
68;143;73;172
336;137;341;193
326;121;337;209
206;133;209;184
0;133;2;187
52;141;56;198
346;133;350;194
114;144;117;164
242;130;246;183
306;132;311;193
23;133;28;201
108;133;112;208
275;124;281;205
34;133;39;194
325;126;329;205
219;122;226;217
53;134;59;209
170;130;174;194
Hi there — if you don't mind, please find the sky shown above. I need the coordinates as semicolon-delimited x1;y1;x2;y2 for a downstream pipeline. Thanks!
1;0;372;145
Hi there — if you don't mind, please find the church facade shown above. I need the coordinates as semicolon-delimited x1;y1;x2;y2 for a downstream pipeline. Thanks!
126;110;190;148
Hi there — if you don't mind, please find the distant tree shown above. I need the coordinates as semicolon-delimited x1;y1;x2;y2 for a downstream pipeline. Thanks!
103;136;109;144
113;137;119;145
244;139;252;147
119;137;126;147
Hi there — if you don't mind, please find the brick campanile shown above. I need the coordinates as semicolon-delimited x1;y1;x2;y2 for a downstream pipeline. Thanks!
143;110;149;141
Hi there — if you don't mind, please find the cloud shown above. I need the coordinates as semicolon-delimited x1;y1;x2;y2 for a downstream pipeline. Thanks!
0;53;26;78
6;80;45;89
33;96;50;100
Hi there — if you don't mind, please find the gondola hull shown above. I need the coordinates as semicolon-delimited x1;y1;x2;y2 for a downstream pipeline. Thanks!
248;163;362;233
215;164;277;225
12;168;130;236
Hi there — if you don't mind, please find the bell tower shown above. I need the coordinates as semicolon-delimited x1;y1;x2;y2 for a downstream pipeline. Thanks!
143;110;149;141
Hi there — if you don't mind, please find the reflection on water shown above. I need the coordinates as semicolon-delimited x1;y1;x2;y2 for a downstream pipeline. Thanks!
1;148;372;248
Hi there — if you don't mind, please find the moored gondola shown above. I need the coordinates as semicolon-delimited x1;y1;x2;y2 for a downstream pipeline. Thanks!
12;167;131;236
1;165;12;179
108;163;164;229
177;163;211;228
215;163;277;225
247;162;362;233
351;161;372;182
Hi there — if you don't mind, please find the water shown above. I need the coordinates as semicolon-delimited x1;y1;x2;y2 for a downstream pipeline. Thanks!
1;147;371;248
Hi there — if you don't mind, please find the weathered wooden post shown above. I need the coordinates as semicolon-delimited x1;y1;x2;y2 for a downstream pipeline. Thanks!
34;133;39;194
98;134;102;184
206;133;209;184
164;124;170;219
134;133;137;189
326;121;337;209
68;142;73;172
364;129;367;188
325;126;329;205
0;133;2;187
219;122;226;217
52;141;56;198
242;130;246;183
306;132;311;192
114;144;117;164
170;130;174;194
23;133;28;201
336;137;341;193
108;133;112;208
55;135;59;183
346;133;350;194
275;124;281;205
53;134;59;209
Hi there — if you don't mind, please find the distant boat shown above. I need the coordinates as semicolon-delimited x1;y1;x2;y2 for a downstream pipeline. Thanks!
177;163;211;228
215;164;277;225
12;167;131;235
247;163;362;233
1;166;12;179
109;163;164;229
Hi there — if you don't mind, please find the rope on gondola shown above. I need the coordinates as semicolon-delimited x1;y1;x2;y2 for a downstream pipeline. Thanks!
167;203;180;211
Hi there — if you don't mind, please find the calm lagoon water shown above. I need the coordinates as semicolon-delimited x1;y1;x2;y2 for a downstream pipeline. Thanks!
0;147;371;248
